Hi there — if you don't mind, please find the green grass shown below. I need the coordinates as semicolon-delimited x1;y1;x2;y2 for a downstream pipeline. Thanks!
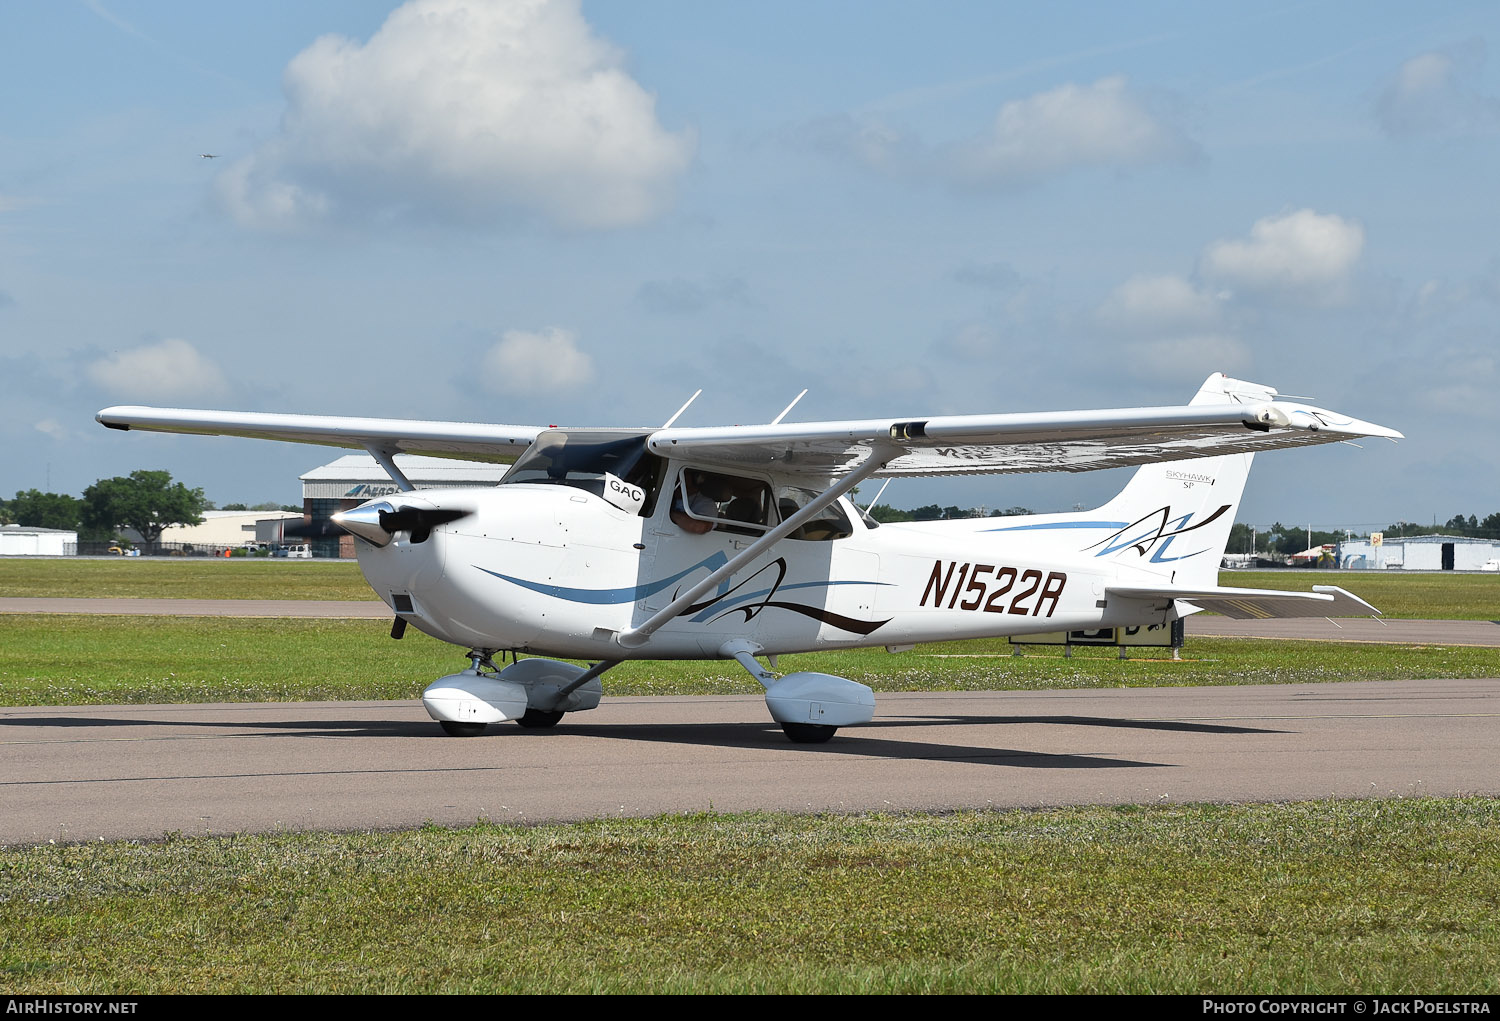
0;558;376;600
3;800;1497;993
3;614;1497;706
3;563;1496;994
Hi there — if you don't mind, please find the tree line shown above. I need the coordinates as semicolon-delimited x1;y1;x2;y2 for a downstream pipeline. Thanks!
1;471;208;544
1227;514;1500;556
867;504;1033;523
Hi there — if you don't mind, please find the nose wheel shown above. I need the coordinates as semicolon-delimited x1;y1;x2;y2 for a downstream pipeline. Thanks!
424;652;616;736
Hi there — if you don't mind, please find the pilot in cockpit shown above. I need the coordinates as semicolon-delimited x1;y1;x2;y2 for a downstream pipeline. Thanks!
670;470;730;534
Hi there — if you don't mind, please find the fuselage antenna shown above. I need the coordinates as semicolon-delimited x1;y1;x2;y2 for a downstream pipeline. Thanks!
661;389;703;429
770;389;808;425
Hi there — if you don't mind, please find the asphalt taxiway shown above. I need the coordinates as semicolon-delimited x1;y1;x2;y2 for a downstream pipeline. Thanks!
3;679;1496;844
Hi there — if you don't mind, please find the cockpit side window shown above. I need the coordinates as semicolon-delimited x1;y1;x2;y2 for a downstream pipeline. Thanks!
671;468;775;537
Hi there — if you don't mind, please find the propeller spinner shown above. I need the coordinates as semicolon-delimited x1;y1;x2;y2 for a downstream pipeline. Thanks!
331;500;471;547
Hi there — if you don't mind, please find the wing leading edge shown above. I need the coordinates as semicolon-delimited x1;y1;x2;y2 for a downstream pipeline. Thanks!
95;407;545;464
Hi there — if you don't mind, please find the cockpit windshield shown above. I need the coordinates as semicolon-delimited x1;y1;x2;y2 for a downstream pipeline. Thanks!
499;430;665;515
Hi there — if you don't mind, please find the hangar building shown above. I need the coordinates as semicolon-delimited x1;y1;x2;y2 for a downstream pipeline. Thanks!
1338;534;1500;571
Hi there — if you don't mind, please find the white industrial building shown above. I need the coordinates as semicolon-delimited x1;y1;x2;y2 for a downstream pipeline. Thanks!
0;524;78;556
145;510;304;550
1338;534;1500;571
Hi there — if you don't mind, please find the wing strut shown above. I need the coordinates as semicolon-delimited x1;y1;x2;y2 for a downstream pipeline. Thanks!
364;444;414;492
616;451;891;649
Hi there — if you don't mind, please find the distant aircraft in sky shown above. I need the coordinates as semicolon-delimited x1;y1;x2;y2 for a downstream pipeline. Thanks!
198;153;219;159
98;374;1399;743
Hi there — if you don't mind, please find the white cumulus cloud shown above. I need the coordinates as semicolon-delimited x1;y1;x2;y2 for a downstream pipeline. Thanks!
1122;334;1251;380
797;114;920;176
1098;274;1223;331
86;339;229;402
33;418;68;442
1376;42;1500;137
947;76;1196;188
481;327;593;390
1199;210;1364;305
218;0;693;232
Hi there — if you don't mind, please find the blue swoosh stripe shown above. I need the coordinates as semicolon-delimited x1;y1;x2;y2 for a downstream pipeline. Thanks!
985;520;1127;532
476;552;729;604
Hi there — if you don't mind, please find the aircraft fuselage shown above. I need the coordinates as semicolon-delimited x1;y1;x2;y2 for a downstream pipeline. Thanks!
354;481;1177;660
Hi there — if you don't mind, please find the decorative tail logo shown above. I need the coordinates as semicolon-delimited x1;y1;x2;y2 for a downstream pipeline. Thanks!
1083;504;1231;564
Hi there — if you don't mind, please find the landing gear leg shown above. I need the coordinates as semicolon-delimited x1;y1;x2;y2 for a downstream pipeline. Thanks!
434;652;502;736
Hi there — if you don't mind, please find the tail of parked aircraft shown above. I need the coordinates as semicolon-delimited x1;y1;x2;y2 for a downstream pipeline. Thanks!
1082;373;1271;588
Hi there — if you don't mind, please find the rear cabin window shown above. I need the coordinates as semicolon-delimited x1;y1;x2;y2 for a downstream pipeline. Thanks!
776;485;854;541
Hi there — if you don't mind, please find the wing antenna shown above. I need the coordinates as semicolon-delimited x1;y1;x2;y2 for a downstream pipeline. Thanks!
770;389;809;425
662;389;703;429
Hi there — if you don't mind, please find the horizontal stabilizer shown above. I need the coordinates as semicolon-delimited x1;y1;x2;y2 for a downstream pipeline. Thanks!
1107;584;1381;620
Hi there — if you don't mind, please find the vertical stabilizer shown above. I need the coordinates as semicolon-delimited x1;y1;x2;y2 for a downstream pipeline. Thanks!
1089;373;1271;587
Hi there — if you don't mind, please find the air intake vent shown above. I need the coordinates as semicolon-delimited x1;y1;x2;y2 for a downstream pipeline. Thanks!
392;593;414;614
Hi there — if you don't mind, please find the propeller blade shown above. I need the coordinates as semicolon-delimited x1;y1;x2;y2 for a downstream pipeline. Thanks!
282;519;345;539
331;502;473;547
378;507;470;534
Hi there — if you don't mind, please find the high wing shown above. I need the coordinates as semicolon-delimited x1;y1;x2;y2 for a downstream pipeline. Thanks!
95;407;545;464
648;395;1401;479
98;374;1401;479
1108;584;1381;620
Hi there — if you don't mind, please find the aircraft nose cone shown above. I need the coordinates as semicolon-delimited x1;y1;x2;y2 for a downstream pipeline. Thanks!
331;500;394;547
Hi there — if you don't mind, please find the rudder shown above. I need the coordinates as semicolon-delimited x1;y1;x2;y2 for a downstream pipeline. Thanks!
1090;374;1272;587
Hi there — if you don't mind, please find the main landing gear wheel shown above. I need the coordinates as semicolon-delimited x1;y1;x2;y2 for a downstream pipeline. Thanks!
781;722;837;744
440;721;488;737
515;708;565;729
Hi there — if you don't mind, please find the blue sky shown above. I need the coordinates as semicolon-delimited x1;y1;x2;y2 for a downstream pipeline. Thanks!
2;0;1497;529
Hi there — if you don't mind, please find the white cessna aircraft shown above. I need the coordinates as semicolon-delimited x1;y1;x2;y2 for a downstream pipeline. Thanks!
98;373;1400;743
